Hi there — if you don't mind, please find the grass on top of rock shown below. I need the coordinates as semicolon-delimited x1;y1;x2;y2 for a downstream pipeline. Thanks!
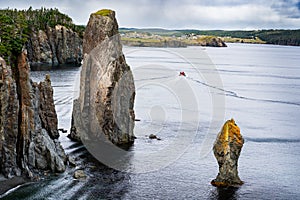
196;35;217;42
92;9;113;16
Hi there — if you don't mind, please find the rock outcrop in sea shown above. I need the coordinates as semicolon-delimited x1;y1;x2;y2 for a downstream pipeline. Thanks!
69;9;136;145
26;25;82;67
0;52;66;179
211;119;244;187
196;36;227;47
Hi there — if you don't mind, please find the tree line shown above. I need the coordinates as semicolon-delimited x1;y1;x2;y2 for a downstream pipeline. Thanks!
177;29;300;46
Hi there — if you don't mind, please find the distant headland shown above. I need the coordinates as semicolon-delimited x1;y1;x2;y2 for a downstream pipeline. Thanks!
120;28;300;47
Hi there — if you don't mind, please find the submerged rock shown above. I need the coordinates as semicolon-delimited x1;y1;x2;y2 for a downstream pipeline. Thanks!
149;134;157;139
148;134;161;140
211;119;244;187
70;9;135;145
0;52;66;179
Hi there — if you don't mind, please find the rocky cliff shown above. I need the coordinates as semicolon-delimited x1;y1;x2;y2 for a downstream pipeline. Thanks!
26;25;82;67
0;52;66;179
211;119;244;187
69;9;135;145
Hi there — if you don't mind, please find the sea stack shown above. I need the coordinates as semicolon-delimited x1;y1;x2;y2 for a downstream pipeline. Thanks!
69;9;135;145
0;52;66;179
211;119;244;187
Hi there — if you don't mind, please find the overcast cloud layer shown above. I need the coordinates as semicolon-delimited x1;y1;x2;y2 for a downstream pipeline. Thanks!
1;0;300;29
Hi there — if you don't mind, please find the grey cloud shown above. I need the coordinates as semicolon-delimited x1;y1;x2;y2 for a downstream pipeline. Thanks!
271;0;300;18
0;0;299;29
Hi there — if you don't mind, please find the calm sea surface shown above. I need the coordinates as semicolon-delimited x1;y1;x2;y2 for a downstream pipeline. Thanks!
2;43;300;199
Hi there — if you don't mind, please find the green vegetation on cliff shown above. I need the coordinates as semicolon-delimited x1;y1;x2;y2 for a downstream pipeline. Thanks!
0;7;84;65
92;9;113;17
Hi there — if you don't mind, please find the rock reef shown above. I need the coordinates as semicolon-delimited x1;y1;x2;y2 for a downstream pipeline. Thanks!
26;25;82;67
211;119;244;187
0;52;66;179
69;9;135;145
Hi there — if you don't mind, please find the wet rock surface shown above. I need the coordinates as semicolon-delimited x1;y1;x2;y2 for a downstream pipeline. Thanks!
73;170;87;179
0;52;66;179
70;9;135;145
211;118;244;187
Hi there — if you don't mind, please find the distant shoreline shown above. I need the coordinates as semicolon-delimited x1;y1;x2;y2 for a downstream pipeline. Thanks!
120;28;300;47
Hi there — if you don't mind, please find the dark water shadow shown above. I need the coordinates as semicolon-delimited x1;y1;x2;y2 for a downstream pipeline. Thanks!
69;147;132;200
0;145;132;200
209;187;239;200
30;64;81;71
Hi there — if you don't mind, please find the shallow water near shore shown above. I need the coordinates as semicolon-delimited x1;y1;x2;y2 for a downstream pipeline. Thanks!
2;43;300;199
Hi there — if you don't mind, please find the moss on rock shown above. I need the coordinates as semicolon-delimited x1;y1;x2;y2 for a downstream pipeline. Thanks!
92;9;113;17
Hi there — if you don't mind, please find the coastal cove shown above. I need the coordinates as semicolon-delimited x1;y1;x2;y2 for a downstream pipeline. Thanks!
2;43;300;199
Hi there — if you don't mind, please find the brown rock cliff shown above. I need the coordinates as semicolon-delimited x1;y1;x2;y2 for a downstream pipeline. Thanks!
70;9;135;145
26;25;82;67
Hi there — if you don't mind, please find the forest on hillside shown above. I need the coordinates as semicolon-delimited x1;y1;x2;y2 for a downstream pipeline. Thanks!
0;7;84;65
177;30;300;46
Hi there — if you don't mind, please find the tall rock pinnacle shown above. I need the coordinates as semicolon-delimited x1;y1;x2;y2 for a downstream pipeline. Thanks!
69;9;136;145
0;52;66;179
211;119;244;187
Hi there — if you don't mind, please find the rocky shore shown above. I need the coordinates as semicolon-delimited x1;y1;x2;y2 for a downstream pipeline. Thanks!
0;52;66;190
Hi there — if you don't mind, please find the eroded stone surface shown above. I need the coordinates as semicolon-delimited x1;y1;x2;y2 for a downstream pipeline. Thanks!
70;9;135;145
211;118;244;187
26;25;82;67
0;53;66;178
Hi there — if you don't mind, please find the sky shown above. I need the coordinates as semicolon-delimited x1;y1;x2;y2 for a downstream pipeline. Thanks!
1;0;300;30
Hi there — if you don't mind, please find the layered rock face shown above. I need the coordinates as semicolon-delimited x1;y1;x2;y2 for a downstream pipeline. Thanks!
211;119;244;187
26;25;82;67
70;9;135;145
0;52;66;178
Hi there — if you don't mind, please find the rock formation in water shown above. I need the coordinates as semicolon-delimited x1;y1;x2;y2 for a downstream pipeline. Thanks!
69;9;135;145
211;118;244;187
26;25;82;67
0;52;66;179
196;36;227;47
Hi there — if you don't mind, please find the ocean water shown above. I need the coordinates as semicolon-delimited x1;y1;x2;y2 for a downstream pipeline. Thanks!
2;43;300;199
